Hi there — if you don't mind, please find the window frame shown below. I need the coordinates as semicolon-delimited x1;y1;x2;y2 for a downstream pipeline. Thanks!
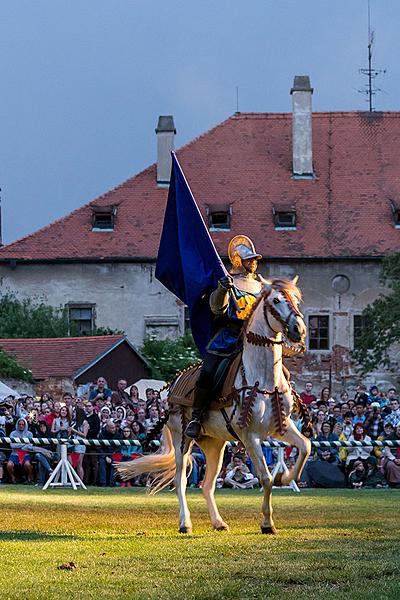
307;313;330;351
206;204;232;232
272;206;297;230
91;206;116;231
67;303;96;335
352;313;369;350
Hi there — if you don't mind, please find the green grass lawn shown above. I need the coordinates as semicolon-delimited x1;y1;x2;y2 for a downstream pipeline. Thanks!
0;486;399;600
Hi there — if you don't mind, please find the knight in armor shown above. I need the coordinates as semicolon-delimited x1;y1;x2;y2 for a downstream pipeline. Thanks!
185;235;264;439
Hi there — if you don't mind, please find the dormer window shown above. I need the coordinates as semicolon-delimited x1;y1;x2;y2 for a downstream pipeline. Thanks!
207;204;232;231
273;205;296;230
91;205;116;231
390;200;400;229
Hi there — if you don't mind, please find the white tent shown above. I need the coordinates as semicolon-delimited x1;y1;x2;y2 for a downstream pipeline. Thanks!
126;378;168;400
0;380;22;401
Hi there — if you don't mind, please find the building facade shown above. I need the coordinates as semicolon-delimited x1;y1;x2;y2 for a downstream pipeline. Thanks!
0;76;399;391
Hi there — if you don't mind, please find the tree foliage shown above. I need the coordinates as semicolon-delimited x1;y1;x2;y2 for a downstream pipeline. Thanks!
0;293;71;338
140;333;201;381
0;348;33;381
352;253;400;374
0;293;123;338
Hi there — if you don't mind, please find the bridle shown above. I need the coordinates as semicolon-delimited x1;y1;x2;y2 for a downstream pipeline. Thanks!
245;287;303;347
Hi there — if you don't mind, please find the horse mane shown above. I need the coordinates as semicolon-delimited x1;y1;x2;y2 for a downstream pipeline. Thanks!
269;278;302;303
244;277;302;325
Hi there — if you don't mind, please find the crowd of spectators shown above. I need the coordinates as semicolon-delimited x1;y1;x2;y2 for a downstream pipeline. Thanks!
294;381;400;489
0;377;167;487
0;377;399;489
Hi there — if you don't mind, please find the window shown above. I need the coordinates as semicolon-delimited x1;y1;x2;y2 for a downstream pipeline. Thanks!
68;305;95;335
353;314;369;348
207;204;231;231
273;205;296;229
308;315;329;350
91;205;116;231
184;306;191;333
390;200;400;228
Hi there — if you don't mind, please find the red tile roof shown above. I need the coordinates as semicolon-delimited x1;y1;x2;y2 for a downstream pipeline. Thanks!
0;335;126;380
1;111;399;261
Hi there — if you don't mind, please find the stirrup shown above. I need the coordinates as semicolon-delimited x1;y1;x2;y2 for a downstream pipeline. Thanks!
185;419;202;439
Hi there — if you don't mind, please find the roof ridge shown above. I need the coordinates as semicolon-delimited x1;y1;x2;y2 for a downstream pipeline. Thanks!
0;335;124;343
0;163;156;251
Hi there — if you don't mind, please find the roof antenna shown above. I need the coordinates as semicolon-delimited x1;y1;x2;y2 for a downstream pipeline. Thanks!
235;86;240;114
358;0;386;111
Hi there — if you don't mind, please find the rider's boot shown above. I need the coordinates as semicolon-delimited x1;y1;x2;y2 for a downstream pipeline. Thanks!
185;386;210;439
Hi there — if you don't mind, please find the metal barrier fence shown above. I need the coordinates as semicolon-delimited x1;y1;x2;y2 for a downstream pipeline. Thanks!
1;436;400;448
1;437;398;491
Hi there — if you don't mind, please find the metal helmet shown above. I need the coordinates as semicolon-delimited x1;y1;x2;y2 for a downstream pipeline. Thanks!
228;235;262;270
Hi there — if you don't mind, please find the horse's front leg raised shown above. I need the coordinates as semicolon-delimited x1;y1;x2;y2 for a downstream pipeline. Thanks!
243;434;276;534
275;419;311;486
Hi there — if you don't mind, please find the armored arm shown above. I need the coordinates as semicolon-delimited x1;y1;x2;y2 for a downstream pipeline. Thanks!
209;276;233;316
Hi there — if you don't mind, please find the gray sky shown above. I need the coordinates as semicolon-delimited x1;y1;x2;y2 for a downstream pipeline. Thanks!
1;0;399;244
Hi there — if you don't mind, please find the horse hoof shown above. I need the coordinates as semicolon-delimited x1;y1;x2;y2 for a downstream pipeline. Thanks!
179;526;192;534
261;526;277;535
214;523;230;532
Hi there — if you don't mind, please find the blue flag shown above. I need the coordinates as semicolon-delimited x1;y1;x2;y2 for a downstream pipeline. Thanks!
155;152;227;356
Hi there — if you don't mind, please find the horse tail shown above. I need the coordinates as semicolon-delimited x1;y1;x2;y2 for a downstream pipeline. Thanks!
116;425;177;495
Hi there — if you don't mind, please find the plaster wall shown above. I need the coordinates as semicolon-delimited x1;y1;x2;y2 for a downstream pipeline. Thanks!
0;262;184;345
0;259;396;392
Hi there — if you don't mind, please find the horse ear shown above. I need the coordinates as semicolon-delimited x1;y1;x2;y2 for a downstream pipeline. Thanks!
292;275;299;285
261;279;272;295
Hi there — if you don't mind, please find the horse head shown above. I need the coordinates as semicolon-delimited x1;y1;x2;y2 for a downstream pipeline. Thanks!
260;276;306;345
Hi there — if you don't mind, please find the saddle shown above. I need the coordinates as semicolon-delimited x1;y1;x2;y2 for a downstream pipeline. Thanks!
168;353;242;410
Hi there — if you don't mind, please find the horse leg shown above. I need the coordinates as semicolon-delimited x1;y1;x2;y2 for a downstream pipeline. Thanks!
197;437;229;531
171;429;193;534
244;435;276;534
274;420;311;486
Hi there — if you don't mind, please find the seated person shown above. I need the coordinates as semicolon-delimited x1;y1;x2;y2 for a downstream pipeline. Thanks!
224;455;259;489
348;460;366;489
7;418;33;484
384;448;400;489
364;456;386;488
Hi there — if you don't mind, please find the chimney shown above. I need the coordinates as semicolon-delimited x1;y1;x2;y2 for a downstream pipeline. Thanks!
290;76;313;177
155;115;176;186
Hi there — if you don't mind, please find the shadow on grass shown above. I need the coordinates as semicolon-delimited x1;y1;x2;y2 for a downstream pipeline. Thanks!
0;530;78;542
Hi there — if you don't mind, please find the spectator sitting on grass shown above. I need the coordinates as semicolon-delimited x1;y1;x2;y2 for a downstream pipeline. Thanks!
348;460;366;489
224;455;259;489
364;456;386;488
384;448;400;489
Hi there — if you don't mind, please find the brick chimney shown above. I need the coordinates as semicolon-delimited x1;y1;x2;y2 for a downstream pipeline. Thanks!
155;115;176;186
290;76;313;177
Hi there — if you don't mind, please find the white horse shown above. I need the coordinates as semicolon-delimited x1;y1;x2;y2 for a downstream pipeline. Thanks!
118;278;311;534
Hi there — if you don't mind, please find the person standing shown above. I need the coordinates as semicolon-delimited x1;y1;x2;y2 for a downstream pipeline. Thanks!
83;401;100;485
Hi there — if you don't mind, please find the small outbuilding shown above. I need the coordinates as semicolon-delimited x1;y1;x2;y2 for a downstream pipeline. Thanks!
0;335;150;397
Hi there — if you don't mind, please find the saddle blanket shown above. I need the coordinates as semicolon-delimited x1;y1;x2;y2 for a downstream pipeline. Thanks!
168;354;242;410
